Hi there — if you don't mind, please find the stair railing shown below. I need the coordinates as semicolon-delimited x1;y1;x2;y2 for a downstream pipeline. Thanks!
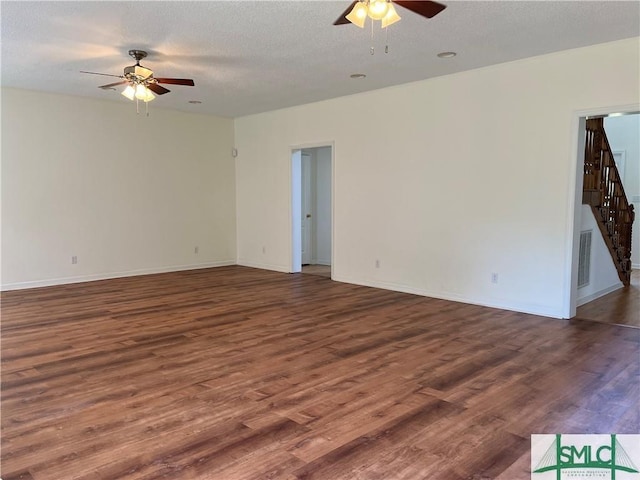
583;117;635;286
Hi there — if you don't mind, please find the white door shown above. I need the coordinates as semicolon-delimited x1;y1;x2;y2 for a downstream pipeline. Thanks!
301;153;312;265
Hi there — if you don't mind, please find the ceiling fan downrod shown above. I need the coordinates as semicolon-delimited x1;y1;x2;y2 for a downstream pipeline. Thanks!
128;49;148;65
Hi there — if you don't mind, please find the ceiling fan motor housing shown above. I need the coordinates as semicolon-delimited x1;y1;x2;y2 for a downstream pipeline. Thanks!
124;65;153;81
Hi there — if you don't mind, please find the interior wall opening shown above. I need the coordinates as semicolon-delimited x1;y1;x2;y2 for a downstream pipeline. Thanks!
569;110;639;319
291;145;333;278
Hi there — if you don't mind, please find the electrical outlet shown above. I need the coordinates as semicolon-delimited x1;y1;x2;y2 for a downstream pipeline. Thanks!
194;246;199;254
262;246;266;254
71;256;78;265
375;259;380;268
491;273;498;284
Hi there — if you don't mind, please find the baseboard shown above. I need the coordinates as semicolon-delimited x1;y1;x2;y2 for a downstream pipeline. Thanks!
576;282;624;307
3;263;582;319
331;275;564;319
633;263;640;270
1;261;236;291
236;259;291;274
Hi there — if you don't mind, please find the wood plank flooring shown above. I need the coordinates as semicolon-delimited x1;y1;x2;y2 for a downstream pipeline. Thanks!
301;265;331;278
1;266;638;480
576;268;640;328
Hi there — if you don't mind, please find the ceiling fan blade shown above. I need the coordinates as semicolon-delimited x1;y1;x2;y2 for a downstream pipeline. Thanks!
147;83;171;95
98;80;128;89
154;78;195;86
333;1;358;25
394;0;447;19
80;71;124;79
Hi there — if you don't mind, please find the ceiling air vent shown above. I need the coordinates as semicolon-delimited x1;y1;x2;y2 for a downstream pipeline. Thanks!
578;230;592;289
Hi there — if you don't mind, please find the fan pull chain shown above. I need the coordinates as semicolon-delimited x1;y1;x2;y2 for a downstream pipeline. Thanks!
385;26;389;53
370;19;375;55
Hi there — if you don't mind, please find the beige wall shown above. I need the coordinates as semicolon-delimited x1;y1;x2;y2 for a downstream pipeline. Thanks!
234;38;640;318
1;89;237;289
3;38;638;317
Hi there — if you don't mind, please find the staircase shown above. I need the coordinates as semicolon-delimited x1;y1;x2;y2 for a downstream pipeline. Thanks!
582;117;635;286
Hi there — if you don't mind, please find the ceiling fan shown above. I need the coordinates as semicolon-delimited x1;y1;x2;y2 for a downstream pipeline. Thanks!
81;49;195;103
333;0;446;28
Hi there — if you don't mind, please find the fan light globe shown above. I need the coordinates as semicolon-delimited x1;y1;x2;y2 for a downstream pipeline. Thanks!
141;89;155;103
121;84;136;101
381;3;401;27
346;2;368;28
134;84;148;100
368;0;389;20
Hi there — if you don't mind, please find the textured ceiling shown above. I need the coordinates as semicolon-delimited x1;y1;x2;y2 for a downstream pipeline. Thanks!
1;1;639;118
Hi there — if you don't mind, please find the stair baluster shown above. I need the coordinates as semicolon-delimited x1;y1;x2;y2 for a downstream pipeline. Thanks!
582;117;635;286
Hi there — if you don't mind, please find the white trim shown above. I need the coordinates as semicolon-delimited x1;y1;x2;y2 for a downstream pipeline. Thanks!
291;150;302;273
331;144;335;280
565;103;640;319
289;141;336;152
565;115;585;318
576;282;624;307
289;141;335;279
1;261;236;291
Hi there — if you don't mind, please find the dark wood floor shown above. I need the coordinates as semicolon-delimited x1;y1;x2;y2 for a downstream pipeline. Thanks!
576;269;639;328
2;266;638;480
301;265;331;278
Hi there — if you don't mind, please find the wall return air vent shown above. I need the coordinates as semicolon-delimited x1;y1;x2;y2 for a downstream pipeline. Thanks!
578;230;592;289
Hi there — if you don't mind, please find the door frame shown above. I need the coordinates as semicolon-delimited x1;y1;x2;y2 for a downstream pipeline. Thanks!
564;103;639;318
289;142;335;276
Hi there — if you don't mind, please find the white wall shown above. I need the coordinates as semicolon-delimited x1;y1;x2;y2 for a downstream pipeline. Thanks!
234;38;640;318
604;114;640;268
576;206;622;305
1;88;236;289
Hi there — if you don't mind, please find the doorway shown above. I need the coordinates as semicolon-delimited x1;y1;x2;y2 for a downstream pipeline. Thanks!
291;145;333;277
568;108;639;318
